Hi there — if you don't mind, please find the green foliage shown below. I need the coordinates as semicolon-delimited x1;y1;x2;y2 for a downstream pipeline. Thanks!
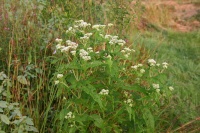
47;20;173;132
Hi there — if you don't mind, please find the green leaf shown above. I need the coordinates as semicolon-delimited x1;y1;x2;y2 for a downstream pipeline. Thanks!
0;101;8;108
25;117;34;126
90;114;105;129
143;108;155;133
0;114;10;125
85;61;103;69
0;108;3;113
80;82;104;109
17;75;28;85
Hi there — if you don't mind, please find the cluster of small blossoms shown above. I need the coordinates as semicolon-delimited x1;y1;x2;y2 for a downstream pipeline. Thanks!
148;59;157;66
121;47;135;58
131;64;145;73
105;35;126;46
162;62;168;69
123;91;133;107
66;27;76;34
55;39;78;54
54;74;63;85
107;23;114;27
92;24;106;31
80;33;93;40
79;49;91;61
55;38;63;43
74;20;91;28
99;89;109;95
169;86;174;91
152;83;160;93
65;112;75;119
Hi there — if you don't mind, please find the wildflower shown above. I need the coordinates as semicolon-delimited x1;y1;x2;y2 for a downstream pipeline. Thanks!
87;47;93;53
57;74;63;79
70;51;76;55
61;46;71;52
131;65;138;70
148;59;156;66
55;38;63;43
137;64;143;67
152;83;159;89
106;55;112;59
99;89;109;95
92;24;106;30
156;89;160;93
65;112;75;119
162;62;168;69
108;23;114;27
66;27;75;33
55;80;59;85
63;97;66;100
156;63;160;67
169;86;174;91
66;40;78;49
140;69;145;74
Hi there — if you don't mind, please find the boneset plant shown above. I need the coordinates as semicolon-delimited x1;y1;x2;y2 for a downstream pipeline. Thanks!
47;20;174;132
0;72;38;133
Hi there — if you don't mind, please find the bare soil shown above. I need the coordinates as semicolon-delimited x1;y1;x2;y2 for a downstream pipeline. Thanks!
133;0;200;32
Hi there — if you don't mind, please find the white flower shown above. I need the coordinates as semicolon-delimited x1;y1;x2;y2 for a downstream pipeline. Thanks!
129;103;133;107
140;69;145;74
55;38;63;43
55;80;59;85
99;89;109;95
148;59;156;66
108;23;114;27
162;62;168;69
70;51;76;55
61;46;71;52
65;112;75;119
87;47;93;52
156;63;160;67
131;65;138;70
57;74;63;79
169;86;174;91
82;56;91;61
137;64;143;67
152;83;159;89
156;89;160;93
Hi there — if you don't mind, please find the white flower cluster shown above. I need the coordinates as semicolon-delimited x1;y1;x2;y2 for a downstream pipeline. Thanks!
79;49;91;61
124;99;133;107
169;86;174;91
121;47;135;58
131;64;145;73
162;62;168;69
107;23;114;27
80;33;93;40
152;83;160;93
92;24;106;31
66;27;76;34
74;20;91;28
99;89;109;95
65;112;75;119
105;35;126;46
124;91;133;107
55;39;78;54
54;74;63;85
55;38;63;43
87;47;93;53
148;59;156;66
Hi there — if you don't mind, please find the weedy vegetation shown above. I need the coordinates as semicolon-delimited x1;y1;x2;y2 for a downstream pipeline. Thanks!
0;0;199;133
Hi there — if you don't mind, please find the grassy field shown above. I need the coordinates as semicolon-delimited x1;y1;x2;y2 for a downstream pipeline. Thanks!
0;0;199;132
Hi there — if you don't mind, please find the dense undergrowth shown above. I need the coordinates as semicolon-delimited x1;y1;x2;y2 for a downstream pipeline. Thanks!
0;0;199;132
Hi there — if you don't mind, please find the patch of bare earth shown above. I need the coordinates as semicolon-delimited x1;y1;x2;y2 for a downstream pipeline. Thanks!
133;0;200;32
